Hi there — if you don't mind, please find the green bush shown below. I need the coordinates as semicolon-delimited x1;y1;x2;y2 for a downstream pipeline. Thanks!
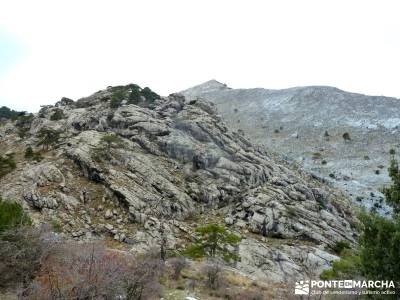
382;158;400;213
359;212;400;282
110;88;127;108
50;219;63;233
320;253;361;280
24;146;43;162
15;114;34;138
141;87;160;103
332;240;351;255
0;226;43;290
127;84;141;105
0;197;31;233
50;108;65;121
36;128;61;150
0;106;21;120
184;224;241;263
0;153;16;178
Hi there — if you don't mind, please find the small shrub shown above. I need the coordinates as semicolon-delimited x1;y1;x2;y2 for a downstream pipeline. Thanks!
127;84;142;105
141;87;160;103
0;198;31;233
0;153;16;178
15;114;34;138
110;89;126;108
27;242;164;300
321;160;327;165
36;128;61;150
100;134;125;150
202;260;222;290
312;152;322;160
375;170;380;175
0;226;46;290
50;219;63;233
169;257;188;280
184;224;241;263
24;146;43;162
274;129;279;134
342;132;351;141
0;106;21;120
50;108;65;121
332;240;351;255
364;155;370;160
320;254;361;280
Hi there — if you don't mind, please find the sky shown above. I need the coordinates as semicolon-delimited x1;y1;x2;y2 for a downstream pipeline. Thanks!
0;0;400;112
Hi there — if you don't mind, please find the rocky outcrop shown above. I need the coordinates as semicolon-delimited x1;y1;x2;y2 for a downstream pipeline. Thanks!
0;84;358;282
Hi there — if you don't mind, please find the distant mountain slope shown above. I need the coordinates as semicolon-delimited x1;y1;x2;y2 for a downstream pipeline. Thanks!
183;80;400;214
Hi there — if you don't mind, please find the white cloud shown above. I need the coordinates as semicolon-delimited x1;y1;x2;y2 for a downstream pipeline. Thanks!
0;0;400;112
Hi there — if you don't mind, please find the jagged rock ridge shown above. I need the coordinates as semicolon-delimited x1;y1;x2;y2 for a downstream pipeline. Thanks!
0;84;357;282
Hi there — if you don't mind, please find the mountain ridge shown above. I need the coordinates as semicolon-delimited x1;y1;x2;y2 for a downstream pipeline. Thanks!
0;83;357;285
182;81;400;214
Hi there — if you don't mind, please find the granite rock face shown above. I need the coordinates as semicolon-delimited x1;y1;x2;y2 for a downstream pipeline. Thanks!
182;80;400;215
0;85;358;282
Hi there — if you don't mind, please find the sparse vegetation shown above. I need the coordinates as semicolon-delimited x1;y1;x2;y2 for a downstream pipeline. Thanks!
100;134;125;151
0;198;31;233
127;84;142;105
332;240;351;255
0;106;24;120
110;84;160;108
342;132;351;142
36;128;61;150
110;89;126;108
0;226;47;291
50;108;65;121
50;219;63;233
24;146;43;162
0;153;16;178
312;152;322;160
141;87;160;103
169;257;188;280
15;114;34;138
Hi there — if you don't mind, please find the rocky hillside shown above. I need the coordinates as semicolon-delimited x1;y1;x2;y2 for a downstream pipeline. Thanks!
0;84;357;284
183;80;400;215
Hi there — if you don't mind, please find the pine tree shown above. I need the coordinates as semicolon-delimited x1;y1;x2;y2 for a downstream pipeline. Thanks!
382;158;400;213
184;224;241;263
36;128;61;150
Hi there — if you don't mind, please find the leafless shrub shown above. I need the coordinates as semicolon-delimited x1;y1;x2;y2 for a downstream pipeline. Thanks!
0;225;55;292
169;257;188;280
23;241;164;300
202;260;223;290
123;253;164;300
